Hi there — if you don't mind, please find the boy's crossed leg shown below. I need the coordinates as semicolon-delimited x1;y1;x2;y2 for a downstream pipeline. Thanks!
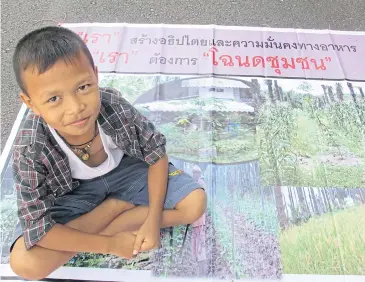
10;189;206;281
10;198;132;281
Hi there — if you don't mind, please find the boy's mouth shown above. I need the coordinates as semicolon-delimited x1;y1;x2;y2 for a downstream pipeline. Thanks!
69;117;90;126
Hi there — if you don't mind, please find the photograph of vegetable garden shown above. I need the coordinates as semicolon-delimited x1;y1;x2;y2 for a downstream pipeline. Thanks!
1;73;364;279
100;74;365;189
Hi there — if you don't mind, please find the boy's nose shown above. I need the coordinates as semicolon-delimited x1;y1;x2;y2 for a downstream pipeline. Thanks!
66;96;85;114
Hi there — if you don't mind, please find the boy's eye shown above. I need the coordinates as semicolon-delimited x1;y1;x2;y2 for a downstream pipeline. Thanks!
48;96;60;103
79;84;90;92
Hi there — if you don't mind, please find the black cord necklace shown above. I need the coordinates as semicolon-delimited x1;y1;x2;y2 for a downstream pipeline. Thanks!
70;135;97;147
62;122;99;161
69;122;99;147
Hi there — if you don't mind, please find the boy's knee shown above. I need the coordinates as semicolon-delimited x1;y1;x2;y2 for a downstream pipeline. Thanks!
10;253;49;281
10;241;53;281
178;189;207;223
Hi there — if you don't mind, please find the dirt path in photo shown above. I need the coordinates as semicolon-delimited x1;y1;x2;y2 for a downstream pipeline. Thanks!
219;205;282;279
152;212;233;279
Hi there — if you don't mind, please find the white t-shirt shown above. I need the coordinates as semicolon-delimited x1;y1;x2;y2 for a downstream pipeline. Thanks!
48;122;124;179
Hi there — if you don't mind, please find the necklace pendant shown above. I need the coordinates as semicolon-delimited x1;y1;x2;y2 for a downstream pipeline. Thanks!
81;153;90;161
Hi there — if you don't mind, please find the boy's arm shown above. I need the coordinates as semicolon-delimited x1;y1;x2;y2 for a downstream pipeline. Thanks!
147;155;168;220
114;91;169;252
133;156;168;254
13;149;57;250
37;224;112;254
115;92;168;212
121;96;168;213
131;102;169;252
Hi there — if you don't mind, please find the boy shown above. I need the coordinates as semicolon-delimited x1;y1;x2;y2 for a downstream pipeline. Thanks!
9;26;206;281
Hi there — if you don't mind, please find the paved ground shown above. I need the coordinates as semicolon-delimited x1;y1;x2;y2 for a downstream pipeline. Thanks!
1;0;365;152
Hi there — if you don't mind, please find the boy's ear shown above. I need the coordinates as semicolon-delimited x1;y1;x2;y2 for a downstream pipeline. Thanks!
20;92;41;116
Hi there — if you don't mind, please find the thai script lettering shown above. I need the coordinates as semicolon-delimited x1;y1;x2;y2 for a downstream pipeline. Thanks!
130;35;357;53
203;47;332;75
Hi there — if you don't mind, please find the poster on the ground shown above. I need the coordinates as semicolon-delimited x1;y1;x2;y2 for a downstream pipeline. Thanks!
1;23;364;282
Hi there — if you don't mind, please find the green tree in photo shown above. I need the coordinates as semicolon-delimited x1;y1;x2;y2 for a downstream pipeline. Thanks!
266;80;275;104
273;80;282;102
358;86;365;100
327;86;336;103
347;82;358;104
335;83;344;101
258;104;298;229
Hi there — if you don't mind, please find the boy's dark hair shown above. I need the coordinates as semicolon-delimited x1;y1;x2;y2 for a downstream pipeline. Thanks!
13;26;95;96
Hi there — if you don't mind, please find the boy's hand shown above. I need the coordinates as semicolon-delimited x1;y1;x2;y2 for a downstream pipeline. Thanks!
133;217;161;255
109;232;137;259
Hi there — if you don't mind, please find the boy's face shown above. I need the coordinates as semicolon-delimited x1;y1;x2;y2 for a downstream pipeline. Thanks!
20;52;100;141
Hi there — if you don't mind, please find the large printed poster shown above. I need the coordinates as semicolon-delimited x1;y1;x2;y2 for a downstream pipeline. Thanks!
1;23;365;281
